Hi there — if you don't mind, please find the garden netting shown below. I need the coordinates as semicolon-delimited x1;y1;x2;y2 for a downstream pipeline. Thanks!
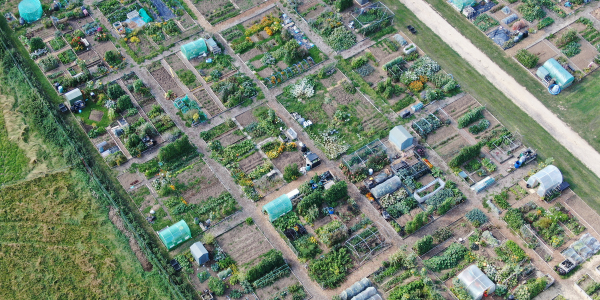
18;0;43;23
561;247;584;264
340;278;371;300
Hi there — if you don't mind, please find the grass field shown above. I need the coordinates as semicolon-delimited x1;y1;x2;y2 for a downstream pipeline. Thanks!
379;0;600;209
0;102;29;185
0;171;174;299
420;0;600;154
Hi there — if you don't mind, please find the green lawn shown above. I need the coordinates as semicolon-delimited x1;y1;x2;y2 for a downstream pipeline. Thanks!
0;107;29;185
379;0;600;207
421;0;600;153
78;99;110;128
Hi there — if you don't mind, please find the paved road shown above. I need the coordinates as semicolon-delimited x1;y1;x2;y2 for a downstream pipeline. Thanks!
396;0;600;178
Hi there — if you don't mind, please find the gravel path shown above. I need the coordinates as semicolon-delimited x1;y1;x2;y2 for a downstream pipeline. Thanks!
397;0;600;178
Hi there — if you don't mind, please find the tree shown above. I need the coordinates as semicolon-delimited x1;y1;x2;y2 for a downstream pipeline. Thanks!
133;79;145;93
413;235;434;255
29;37;45;52
283;163;301;182
116;95;133;111
336;0;353;12
208;277;225;295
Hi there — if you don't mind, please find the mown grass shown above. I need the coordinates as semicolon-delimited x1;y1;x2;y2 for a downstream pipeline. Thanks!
420;0;600;153
379;0;600;208
0;107;29;185
0;172;174;299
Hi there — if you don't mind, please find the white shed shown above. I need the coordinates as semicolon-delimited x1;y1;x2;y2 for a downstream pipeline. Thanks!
389;125;414;150
457;265;495;300
190;242;209;265
526;165;563;196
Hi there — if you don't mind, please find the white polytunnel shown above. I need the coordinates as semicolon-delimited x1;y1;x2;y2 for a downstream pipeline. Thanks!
526;165;563;196
340;278;371;300
457;265;495;300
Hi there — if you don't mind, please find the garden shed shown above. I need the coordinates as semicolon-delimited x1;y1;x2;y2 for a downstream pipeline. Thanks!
340;278;371;300
263;194;292;222
158;220;191;250
190;242;209;265
389;125;414;151
451;0;475;11
206;38;221;54
370;176;401;199
457;265;495;300
180;38;208;60
64;88;83;105
526;165;562;196
18;0;43;23
543;58;574;88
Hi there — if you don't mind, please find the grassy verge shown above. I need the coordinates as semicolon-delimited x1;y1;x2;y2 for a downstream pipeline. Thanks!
380;0;600;207
420;0;600;153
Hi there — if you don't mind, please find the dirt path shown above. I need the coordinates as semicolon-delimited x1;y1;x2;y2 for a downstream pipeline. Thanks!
108;206;153;271
397;0;600;178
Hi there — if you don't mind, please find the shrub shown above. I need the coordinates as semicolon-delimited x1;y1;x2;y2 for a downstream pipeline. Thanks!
351;56;368;69
283;163;301;182
246;250;285;283
468;119;490;134
465;208;488;227
503;208;525;231
537;17;554;29
515;49;539;69
245;217;254;225
448;143;482;168
457;106;485;128
423;243;468;271
408;81;424;93
208;277;225;295
158;135;196;162
323;181;348;206
308;247;353;288
116;95;133;112
336;0;353;11
29;37;45;52
413;235;434;255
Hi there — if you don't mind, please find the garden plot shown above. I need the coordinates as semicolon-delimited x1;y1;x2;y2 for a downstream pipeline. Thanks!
210;73;259;108
525;40;559;69
192;0;240;25
193;89;222;118
121;72;156;106
175;11;197;30
309;11;358;52
577;274;600;299
433;134;470;162
239;106;287;142
141;101;177;134
271;150;305;174
235;109;258;127
425;125;459;148
216;221;272;270
123;32;160;63
443;94;480;120
217;129;246;147
368;36;404;63
232;0;264;12
131;185;173;231
149;65;184;97
165;53;201;90
570;41;599;70
239;151;264;173
174;160;227;204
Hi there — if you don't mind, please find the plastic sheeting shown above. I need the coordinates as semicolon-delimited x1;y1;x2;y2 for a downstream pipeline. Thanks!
543;58;575;88
351;287;377;300
180;38;208;60
488;27;511;46
366;295;382;300
470;176;495;193
262;194;292;222
18;0;43;23
451;0;476;11
394;34;407;46
562;247;584;264
371;176;401;199
158;220;191;249
526;165;563;196
536;66;549;79
502;14;518;25
457;265;495;300
568;233;600;260
340;278;371;300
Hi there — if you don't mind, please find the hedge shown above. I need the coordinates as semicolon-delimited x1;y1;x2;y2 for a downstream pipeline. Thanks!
448;143;483;168
457;106;485;128
245;249;285;283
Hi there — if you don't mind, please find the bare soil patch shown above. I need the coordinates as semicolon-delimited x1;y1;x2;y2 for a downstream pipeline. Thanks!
526;40;559;69
356;98;388;132
434;134;470;161
240;48;263;62
218;130;246;147
321;70;345;87
443;94;480;121
425;125;459;147
254;273;303;300
108;206;153;271
239;151;264;173
216;222;272;270
177;161;226;204
258;67;274;79
77;50;101;64
117;171;143;190
329;85;357;105
89;110;104;122
322;102;336;118
193;89;221;118
235;109;258;127
593;8;600;22
272;149;305;172
150;66;184;97
570;41;599;70
92;41;118;59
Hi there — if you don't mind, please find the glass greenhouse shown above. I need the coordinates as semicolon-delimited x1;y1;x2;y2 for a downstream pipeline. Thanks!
340;278;371;300
180;38;208;60
18;0;43;23
457;265;495;300
262;194;292;222
526;165;562;196
158;220;191;250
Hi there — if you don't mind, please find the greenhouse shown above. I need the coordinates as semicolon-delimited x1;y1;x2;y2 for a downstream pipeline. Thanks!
351;287;379;300
457;265;495;300
543;58;574;88
262;194;292;222
18;0;43;23
567;233;600;260
158;220;191;250
470;176;495;193
451;0;475;11
180;38;208;60
370;176;401;199
340;278;371;300
389;125;414;151
526;165;562;196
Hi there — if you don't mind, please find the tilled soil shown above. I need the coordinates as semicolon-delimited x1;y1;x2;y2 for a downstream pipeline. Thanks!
218;130;246;147
217;223;272;269
193;89;221;117
150;66;183;97
239;151;264;173
443;94;479;121
235;109;258;127
272;150;305;172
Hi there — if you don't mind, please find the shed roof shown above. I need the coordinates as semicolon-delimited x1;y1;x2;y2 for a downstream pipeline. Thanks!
206;38;218;48
526;165;562;196
389;125;414;150
262;194;292;222
457;265;495;300
543;58;574;88
65;88;82;101
158;220;191;250
190;242;209;261
451;0;475;11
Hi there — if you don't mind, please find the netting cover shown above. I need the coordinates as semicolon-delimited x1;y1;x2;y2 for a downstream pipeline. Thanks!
543;58;574;88
366;295;382;300
470;176;495;193
262;194;292;222
451;0;476;11
526;165;562;196
158;220;191;250
394;34;407;46
351;287;377;300
389;125;414;150
340;278;371;300
502;14;518;25
562;247;584;264
371;176;401;199
482;231;500;247
18;0;43;23
581;233;600;252
457;265;495;300
180;38;208;60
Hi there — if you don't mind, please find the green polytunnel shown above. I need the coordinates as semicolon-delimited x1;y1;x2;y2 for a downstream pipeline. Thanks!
543;58;574;88
158;220;191;250
451;0;476;11
139;8;153;23
262;194;292;222
180;38;208;60
18;0;43;23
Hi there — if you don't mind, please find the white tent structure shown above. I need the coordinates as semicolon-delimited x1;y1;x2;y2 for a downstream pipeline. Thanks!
526;165;563;196
351;287;378;300
190;242;209;265
340;278;371;300
457;265;495;300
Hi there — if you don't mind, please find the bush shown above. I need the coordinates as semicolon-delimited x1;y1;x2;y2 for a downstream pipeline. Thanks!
29;37;45;52
351;56;368;69
413;235;434;255
468;119;490;134
537;17;554;29
308;247;353;288
465;208;488;227
457;106;485;128
117;95;133;112
245;217;254;225
283;163;301;182
323;181;348;206
448;143;482;168
202;233;215;245
158;135;196;163
246;250;285;283
515;49;539;69
208;277;225;295
336;0;353;11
